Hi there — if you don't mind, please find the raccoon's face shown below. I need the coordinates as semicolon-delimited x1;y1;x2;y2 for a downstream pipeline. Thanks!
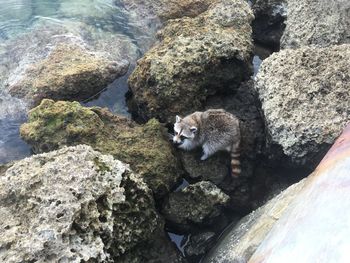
173;115;198;146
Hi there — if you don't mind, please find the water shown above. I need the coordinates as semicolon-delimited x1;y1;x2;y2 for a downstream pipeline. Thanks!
0;0;159;164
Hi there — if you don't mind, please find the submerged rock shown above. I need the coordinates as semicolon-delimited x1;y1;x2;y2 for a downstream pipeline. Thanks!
0;145;165;262
255;44;350;168
252;0;287;49
20;99;183;198
203;179;306;263
128;0;254;123
162;181;229;231
7;43;128;107
0;20;138;107
281;0;350;48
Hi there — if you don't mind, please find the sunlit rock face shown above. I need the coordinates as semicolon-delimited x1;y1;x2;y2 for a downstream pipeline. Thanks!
202;179;306;263
250;125;350;262
0;145;163;262
281;0;350;48
255;44;350;168
20;99;183;198
128;0;254;123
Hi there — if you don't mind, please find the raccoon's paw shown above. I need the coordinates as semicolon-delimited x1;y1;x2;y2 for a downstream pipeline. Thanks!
200;154;209;161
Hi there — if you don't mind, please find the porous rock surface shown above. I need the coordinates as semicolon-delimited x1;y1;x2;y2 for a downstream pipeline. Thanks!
203;179;306;263
255;44;350;167
0;145;161;262
20;99;183;198
7;43;128;107
281;0;350;48
162;181;229;230
128;0;254;123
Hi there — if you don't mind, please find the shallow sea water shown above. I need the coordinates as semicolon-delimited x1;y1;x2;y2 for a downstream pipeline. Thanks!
0;0;156;164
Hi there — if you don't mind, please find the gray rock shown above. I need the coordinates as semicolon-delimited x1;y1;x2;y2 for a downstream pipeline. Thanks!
203;179;306;263
281;0;350;48
128;0;254;123
252;0;287;48
0;145;171;262
162;181;230;231
184;232;216;259
0;20;138;107
255;44;350;168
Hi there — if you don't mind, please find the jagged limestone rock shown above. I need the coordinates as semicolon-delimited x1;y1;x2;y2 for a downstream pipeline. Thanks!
20;99;183;197
0;145;162;262
255;44;350;168
128;0;254;123
7;43;128;107
162;181;230;230
281;0;350;48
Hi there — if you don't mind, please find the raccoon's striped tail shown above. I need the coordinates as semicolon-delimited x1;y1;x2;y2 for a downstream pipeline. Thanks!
230;144;241;177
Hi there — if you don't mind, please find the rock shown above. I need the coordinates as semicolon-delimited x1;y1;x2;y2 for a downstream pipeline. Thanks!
0;145;166;262
162;181;229;231
7;43;128;107
252;0;287;49
281;0;350;48
128;0;254;123
0;20;138;107
20;99;183;197
255;44;350;168
202;179;306;263
184;232;216;260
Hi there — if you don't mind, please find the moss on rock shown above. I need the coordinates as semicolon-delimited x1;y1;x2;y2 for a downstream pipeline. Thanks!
20;99;183;198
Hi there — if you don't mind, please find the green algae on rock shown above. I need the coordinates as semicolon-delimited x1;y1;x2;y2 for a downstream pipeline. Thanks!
128;0;254;123
20;99;183;197
0;145;163;262
8;43;128;107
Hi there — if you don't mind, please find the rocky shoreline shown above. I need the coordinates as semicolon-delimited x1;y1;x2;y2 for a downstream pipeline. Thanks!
0;0;349;262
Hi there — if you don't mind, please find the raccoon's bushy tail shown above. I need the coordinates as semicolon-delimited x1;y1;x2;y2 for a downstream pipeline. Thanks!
230;143;241;177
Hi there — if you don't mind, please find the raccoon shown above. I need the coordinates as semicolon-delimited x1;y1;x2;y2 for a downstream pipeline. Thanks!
173;109;241;177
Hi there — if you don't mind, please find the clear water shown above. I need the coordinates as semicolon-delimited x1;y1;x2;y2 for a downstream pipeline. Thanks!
0;0;159;164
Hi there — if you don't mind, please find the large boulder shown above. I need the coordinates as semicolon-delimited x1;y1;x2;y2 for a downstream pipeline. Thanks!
20;99;183;198
252;0;287;49
7;43;128;107
128;0;254;123
255;44;350;168
281;0;350;48
162;181;230;231
0;145;179;262
203;179;306;263
0;20;138;107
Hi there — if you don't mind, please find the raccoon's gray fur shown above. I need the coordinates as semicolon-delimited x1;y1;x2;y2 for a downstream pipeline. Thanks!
173;109;241;177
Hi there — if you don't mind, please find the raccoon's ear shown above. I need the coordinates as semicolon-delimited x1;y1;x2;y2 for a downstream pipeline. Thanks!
190;126;198;133
176;115;182;123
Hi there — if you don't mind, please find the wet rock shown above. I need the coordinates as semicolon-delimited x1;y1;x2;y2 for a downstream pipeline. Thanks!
162;181;229;231
281;0;350;48
7;43;128;107
0;20;139;107
184;232;216;260
128;0;254;123
255;45;350;168
202;179;306;263
252;0;287;49
20;99;183;198
0;145;166;262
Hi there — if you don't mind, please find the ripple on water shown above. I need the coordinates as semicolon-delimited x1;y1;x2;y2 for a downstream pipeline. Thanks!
0;0;159;164
0;92;31;164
